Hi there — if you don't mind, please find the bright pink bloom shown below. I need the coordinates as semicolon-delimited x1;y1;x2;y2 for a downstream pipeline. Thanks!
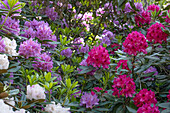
137;104;160;113
116;60;130;71
123;31;148;56
133;89;157;107
86;45;110;69
146;23;168;44
94;87;103;92
147;4;160;12
164;9;170;23
167;90;170;101
112;75;136;97
110;43;120;54
135;11;151;26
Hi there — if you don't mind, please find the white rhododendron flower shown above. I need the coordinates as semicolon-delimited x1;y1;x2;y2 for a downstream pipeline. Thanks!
2;37;18;56
45;102;70;113
26;84;46;100
4;97;15;111
0;99;14;113
14;109;30;113
0;54;9;69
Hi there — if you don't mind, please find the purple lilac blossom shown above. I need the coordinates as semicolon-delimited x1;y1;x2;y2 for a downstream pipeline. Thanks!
61;48;72;58
80;92;99;109
19;38;42;59
0;16;20;35
32;53;53;72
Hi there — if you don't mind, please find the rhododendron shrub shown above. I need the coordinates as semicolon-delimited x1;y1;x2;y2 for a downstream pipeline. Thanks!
0;0;169;113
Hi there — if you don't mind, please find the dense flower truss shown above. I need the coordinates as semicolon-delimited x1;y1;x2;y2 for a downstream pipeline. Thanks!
86;45;110;69
80;92;99;109
164;9;170;23
137;104;160;113
2;37;18;56
133;89;157;107
0;99;14;113
32;53;53;72
26;84;46;100
61;48;72;58
147;4;160;12
77;44;89;54
102;30;115;40
123;31;148;56
116;60;130;71
0;37;5;53
45;102;70;113
112;75;136;97
100;37;111;46
124;2;143;14
0;16;20;35
0;54;9;70
45;7;58;21
135;11;151;26
146;23;168;44
168;90;170;101
19;38;42;59
144;66;158;75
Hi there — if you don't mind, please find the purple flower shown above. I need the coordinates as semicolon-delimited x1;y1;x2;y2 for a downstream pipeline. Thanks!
21;27;36;38
0;37;5;53
71;90;81;98
19;38;42;59
144;66;158;75
45;7;58;21
32;53;53;72
0;16;20;35
100;37;111;46
135;2;144;14
102;30;115;40
124;2;132;13
124;2;143;14
61;48;72;58
77;44;89;54
9;73;14;83
80;92;99;109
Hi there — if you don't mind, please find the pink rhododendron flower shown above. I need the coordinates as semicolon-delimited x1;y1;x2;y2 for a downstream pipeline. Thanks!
133;89;157;107
167;90;170;101
112;75;136;97
123;31;148;56
135;11;151;26
116;60;130;72
94;87;103;92
137;104;160;113
146;23;168;44
86;45;110;69
147;4;160;12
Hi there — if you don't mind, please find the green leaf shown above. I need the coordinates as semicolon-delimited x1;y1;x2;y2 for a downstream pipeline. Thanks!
9;89;19;96
45;72;51;82
66;78;71;88
158;102;170;109
126;106;137;113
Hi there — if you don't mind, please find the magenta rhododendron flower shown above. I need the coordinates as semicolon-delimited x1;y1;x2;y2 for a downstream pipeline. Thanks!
32;53;53;72
147;4;160;12
164;9;170;23
135;11;151;26
167;90;170;101
123;31;148;56
86;45;110;69
137;104;160;113
133;89;157;107
116;60;130;71
94;87;103;92
110;43;120;54
80;92;99;109
112;75;136;97
146;23;168;44
19;38;42;59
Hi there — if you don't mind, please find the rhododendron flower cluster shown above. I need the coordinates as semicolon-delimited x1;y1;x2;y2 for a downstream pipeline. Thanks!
19;38;42;58
146;23;168;44
32;53;53;72
94;87;103;92
0;16;20;35
102;30;115;40
26;84;46;100
80;92;99;109
147;4;160;12
167;90;170;101
0;54;9;69
61;48;72;58
110;43;120;54
137;104;160;113
133;89;157;107
124;2;143;14
164;9;170;23
45;7;59;21
135;11;151;26
86;45;110;69
0;99;14;113
112;75;136;97
123;31;148;56
77;44;89;54
144;66;158;75
116;60;130;71
45;102;70;113
2;37;18;56
0;36;5;53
